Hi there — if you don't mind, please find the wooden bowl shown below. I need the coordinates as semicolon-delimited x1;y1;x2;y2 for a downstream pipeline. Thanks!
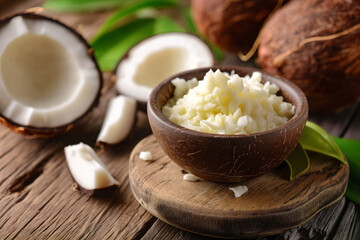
147;66;308;183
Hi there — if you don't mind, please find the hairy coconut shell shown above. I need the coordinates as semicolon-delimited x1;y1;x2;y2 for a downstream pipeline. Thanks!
258;0;360;113
191;0;281;53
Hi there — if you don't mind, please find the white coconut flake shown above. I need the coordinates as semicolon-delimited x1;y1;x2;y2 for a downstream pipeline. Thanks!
183;173;202;182
64;142;119;190
139;151;153;161
229;185;248;198
162;70;295;134
97;95;137;145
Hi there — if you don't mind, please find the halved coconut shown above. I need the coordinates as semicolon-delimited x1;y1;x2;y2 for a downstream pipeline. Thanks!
115;33;215;109
0;13;102;137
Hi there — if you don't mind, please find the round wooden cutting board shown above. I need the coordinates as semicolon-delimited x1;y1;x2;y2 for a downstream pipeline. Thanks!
129;135;349;238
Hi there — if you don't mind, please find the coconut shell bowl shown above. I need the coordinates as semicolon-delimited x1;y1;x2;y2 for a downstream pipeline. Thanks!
147;66;308;183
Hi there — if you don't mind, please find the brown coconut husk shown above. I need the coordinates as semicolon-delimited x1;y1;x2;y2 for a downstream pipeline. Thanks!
191;0;284;54
257;0;360;113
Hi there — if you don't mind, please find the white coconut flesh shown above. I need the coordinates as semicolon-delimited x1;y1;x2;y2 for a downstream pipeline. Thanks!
64;142;119;190
97;95;137;145
0;16;100;128
116;33;214;103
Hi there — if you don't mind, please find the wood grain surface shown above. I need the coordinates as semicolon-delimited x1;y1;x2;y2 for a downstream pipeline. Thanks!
0;72;157;239
129;135;349;238
141;107;360;240
0;1;359;240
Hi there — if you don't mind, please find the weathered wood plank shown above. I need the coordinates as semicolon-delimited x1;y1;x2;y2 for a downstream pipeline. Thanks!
330;104;360;240
0;69;156;239
0;2;157;239
141;220;186;240
333;201;360;240
0;1;359;239
342;103;360;140
277;198;346;240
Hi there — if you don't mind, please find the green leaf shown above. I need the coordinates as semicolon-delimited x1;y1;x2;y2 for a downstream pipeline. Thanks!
333;137;360;186
89;0;184;71
92;0;179;42
300;121;347;165
285;143;310;180
92;18;155;71
43;0;128;12
345;180;360;206
211;45;223;63
153;16;185;34
91;16;184;71
181;7;199;34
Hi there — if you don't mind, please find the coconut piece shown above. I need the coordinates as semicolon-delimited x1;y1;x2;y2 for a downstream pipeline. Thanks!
0;13;102;137
115;32;215;109
96;95;137;145
183;173;202;182
191;0;282;54
64;142;119;192
258;0;360;112
229;185;248;198
139;151;153;161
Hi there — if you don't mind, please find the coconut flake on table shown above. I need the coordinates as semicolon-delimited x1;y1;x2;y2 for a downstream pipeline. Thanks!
64;142;119;191
97;95;137;145
139;151;153;161
183;173;202;182
229;185;248;198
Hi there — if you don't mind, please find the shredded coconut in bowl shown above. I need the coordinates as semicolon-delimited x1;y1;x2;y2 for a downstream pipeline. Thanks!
162;69;295;134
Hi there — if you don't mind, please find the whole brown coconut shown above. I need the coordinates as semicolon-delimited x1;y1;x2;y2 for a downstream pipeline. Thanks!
258;0;360;113
191;0;281;54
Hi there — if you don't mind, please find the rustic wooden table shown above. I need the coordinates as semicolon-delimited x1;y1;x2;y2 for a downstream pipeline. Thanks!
0;1;359;239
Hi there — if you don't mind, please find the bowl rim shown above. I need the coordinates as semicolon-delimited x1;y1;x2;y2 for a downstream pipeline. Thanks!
148;65;308;139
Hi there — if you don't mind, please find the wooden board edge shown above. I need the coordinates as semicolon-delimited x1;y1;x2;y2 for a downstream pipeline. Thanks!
128;135;350;238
